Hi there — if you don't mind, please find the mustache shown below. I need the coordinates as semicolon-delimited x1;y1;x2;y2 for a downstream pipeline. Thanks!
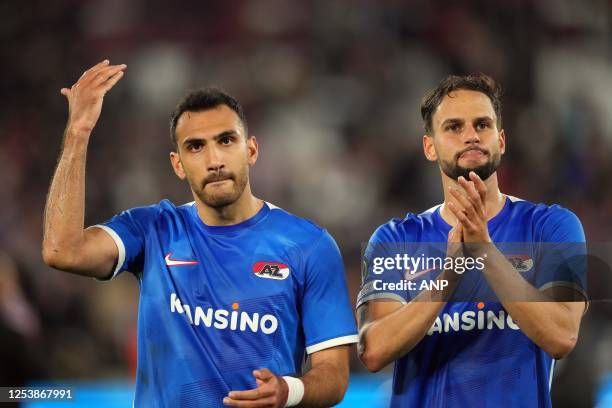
202;171;234;187
455;146;489;160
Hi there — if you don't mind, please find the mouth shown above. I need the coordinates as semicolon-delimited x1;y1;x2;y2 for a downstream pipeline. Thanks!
202;172;234;189
458;148;487;160
205;179;232;187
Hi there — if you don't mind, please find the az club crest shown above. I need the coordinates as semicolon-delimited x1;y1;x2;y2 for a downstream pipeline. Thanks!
253;262;290;280
506;254;533;273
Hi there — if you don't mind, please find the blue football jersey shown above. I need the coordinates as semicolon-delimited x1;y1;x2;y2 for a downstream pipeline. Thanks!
357;196;586;408
95;200;358;407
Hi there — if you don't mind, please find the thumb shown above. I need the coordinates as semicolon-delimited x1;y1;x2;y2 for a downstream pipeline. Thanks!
60;88;71;98
448;224;463;243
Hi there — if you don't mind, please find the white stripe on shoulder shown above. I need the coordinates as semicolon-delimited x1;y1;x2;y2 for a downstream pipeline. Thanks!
549;359;555;390
422;203;443;214
306;334;359;354
265;202;280;210
91;225;125;279
506;195;524;202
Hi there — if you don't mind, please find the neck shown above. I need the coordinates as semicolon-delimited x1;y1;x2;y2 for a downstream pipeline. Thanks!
195;185;263;226
439;171;506;227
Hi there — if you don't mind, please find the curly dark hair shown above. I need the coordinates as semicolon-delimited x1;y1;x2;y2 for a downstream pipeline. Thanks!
420;73;503;134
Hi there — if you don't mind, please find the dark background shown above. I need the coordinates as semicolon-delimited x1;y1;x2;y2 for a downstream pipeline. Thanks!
2;1;612;406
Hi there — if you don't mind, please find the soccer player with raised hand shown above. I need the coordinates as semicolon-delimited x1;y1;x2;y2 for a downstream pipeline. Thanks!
44;60;358;407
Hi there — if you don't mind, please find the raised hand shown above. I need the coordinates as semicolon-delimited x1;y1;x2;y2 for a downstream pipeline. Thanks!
446;222;463;260
60;59;126;136
447;171;492;243
223;369;289;407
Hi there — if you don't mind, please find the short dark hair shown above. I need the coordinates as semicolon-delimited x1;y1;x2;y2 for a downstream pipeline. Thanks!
169;87;248;149
420;73;503;134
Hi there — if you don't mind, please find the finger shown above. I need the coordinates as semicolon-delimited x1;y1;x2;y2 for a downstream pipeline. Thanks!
448;201;477;231
223;396;275;407
449;187;478;220
60;88;71;97
92;64;127;86
448;229;460;245
99;70;125;93
458;176;481;202
79;59;110;81
469;171;487;205
448;206;475;232
457;177;483;211
227;387;273;401
453;183;482;219
253;369;274;381
448;224;463;243
449;205;476;231
454;224;464;243
447;225;463;256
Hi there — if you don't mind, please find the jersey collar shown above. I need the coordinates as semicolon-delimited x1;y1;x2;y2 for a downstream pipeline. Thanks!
433;195;510;234
190;201;270;234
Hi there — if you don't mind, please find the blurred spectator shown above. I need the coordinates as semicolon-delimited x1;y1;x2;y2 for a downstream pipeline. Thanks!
0;252;41;386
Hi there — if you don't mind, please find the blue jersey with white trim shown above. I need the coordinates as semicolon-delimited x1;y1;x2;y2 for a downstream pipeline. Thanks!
357;196;586;408
97;200;358;407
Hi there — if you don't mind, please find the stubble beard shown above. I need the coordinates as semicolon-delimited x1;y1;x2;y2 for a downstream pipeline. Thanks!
194;167;249;209
440;149;501;182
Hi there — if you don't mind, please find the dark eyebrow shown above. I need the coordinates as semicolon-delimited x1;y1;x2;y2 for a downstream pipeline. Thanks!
473;116;494;123
213;130;239;141
440;118;464;127
182;137;204;146
182;130;239;146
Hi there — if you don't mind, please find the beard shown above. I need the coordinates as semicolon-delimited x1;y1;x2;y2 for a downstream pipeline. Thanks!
440;147;501;181
193;167;249;209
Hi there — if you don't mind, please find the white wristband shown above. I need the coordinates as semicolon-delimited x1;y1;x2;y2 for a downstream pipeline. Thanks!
282;376;304;407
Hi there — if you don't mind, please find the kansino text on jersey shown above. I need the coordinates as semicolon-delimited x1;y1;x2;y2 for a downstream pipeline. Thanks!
373;279;449;291
170;293;278;334
428;308;520;335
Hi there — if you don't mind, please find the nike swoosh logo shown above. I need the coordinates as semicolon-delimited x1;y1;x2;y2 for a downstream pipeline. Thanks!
404;268;435;281
165;253;199;266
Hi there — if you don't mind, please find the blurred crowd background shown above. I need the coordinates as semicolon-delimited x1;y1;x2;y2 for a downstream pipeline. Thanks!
2;0;612;406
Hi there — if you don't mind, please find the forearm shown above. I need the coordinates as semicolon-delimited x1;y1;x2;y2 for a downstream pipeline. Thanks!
42;128;90;267
359;300;444;371
478;247;580;357
299;353;348;407
449;174;583;358
359;270;461;371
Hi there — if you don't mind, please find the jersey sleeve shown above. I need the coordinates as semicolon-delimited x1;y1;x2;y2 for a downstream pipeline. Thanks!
301;230;358;354
356;224;409;308
92;204;159;279
535;206;587;300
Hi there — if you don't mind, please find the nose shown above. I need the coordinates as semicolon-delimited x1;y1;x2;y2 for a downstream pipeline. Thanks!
204;144;224;173
463;125;480;145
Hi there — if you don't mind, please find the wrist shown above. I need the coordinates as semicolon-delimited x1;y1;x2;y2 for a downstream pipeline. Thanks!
282;376;304;407
464;238;493;258
65;122;94;140
63;128;91;148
